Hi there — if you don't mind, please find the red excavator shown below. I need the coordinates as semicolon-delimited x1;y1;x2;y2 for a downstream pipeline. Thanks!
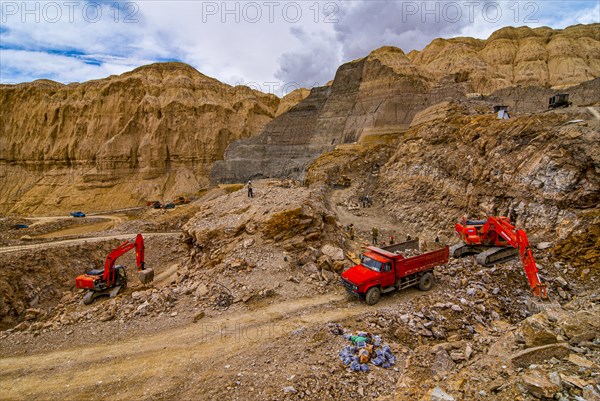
451;216;548;299
75;234;154;304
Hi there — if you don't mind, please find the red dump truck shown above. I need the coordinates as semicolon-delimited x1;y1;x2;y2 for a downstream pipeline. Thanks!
341;239;449;305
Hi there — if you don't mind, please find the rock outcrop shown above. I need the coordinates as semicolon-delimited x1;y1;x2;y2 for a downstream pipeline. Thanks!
0;62;282;215
374;101;600;241
213;24;600;183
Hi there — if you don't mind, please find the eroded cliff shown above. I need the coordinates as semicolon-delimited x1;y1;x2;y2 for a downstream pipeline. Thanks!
0;62;280;214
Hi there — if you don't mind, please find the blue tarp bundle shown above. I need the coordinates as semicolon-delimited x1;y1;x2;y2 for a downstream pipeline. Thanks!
338;332;395;372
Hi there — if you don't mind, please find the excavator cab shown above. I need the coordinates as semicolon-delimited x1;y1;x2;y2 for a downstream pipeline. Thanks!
114;265;127;287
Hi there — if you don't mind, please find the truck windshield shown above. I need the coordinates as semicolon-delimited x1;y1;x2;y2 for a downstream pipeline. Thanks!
361;255;383;272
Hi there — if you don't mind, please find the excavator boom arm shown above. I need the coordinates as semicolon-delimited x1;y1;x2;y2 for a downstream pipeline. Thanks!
482;217;548;299
102;234;145;286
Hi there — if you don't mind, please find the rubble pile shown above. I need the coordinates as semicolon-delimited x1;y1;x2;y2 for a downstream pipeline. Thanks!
177;180;350;306
3;286;182;333
332;253;599;401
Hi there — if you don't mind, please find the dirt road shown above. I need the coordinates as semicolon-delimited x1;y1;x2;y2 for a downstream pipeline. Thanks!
0;232;180;254
24;214;124;227
0;289;424;400
330;188;409;242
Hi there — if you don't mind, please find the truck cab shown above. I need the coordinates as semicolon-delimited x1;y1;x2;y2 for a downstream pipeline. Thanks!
341;239;449;305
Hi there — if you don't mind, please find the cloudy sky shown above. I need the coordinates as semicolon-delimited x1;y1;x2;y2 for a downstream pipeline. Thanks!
1;0;598;94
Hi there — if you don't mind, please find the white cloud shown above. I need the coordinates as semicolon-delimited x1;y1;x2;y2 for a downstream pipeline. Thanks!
1;0;598;88
0;49;137;83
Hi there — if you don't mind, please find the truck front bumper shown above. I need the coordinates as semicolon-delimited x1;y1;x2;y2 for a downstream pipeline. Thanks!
340;278;358;294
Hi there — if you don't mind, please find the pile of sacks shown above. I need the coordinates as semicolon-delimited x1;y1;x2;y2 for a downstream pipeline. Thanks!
338;332;395;372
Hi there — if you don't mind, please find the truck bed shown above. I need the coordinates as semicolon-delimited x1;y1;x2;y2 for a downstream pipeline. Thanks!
381;238;419;254
397;246;449;278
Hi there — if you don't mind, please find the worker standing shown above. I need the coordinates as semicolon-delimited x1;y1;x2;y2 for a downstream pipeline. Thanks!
247;180;253;198
348;223;355;240
372;227;378;245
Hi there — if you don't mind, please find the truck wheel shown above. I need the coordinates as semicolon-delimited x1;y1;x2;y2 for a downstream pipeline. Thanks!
365;287;381;305
418;272;434;291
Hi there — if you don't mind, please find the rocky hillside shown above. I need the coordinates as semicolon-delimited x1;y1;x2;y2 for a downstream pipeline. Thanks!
0;63;282;215
213;24;600;183
305;98;599;245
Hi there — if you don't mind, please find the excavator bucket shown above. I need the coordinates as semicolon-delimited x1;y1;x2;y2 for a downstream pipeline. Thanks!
139;268;155;285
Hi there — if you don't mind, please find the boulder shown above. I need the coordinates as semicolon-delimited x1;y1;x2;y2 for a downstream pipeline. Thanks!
519;313;557;347
297;248;318;266
431;349;455;375
302;262;319;274
195;284;209;298
321;244;345;261
557;308;600;341
332;261;346;272
521;370;560;399
511;343;570;368
316;255;333;270
583;385;600;401
567;353;597;369
430;386;455;401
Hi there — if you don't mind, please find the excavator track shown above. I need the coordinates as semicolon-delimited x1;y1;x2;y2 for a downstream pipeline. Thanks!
450;243;481;258
475;247;519;267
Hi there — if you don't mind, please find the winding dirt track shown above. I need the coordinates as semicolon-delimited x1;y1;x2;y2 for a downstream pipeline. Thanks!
0;289;424;400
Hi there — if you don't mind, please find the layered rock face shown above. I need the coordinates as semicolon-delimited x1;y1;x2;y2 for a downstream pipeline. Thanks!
213;24;600;183
0;63;280;215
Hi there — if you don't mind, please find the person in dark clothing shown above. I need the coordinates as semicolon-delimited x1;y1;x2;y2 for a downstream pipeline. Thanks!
247;180;253;198
372;227;379;245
